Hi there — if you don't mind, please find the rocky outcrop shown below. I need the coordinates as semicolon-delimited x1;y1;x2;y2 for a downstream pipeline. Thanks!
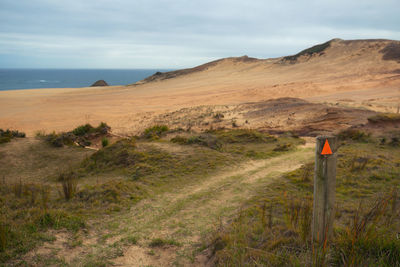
91;80;109;87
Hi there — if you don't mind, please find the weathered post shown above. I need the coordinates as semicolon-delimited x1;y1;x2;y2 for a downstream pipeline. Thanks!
312;136;337;248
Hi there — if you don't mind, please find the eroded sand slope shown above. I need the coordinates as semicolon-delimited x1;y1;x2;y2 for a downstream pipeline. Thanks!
0;39;399;135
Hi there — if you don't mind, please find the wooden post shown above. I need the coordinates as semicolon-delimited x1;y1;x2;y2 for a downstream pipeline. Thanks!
312;136;337;247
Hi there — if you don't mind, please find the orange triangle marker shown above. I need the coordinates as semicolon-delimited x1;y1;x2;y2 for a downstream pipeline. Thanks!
321;139;333;155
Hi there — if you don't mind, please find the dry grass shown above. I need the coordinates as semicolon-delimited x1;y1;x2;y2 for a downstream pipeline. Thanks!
211;135;400;266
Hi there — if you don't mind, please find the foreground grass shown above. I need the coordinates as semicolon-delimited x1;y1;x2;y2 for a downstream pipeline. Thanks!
211;135;400;266
0;128;304;265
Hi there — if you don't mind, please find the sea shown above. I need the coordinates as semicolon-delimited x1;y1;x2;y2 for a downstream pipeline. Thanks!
0;69;169;91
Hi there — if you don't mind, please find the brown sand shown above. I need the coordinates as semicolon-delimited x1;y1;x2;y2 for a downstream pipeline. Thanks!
0;39;399;136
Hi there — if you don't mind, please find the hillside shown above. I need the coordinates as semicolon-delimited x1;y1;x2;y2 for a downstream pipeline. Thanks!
1;39;400;266
0;39;399;136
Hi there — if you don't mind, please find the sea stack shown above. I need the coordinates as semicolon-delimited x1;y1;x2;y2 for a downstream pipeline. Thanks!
91;80;109;87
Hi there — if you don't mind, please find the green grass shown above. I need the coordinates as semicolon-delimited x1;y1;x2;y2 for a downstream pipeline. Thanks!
0;127;305;265
210;136;400;266
72;122;110;136
142;125;169;139
283;40;331;62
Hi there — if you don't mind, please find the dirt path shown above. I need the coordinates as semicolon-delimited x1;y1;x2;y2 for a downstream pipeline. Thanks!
96;143;314;266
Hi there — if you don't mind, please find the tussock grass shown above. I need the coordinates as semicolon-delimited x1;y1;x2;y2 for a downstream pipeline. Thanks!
211;136;400;266
59;171;77;201
101;137;109;147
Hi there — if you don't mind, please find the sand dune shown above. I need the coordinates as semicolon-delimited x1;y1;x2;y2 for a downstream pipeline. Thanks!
0;39;399;136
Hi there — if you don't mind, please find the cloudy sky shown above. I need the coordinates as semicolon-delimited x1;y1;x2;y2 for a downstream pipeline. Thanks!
0;0;399;69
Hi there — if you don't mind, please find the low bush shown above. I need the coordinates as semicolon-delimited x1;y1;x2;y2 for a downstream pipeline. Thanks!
142;125;169;139
338;128;370;142
43;122;110;147
0;129;26;144
367;113;400;123
72;124;94;136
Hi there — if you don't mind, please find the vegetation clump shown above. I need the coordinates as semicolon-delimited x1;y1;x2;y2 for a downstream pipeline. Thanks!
172;129;277;149
283;40;331;62
142;125;169;139
172;134;222;150
367;112;400;123
212;129;277;144
102;137;109;147
0;129;25;144
41;122;110;147
149;238;181;248
338;128;371;142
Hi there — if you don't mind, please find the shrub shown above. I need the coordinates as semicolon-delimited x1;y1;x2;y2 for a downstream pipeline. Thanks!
143;125;169;139
213;112;224;120
72;124;94;136
367;113;400;123
96;122;110;134
45;132;76;147
0;129;25;144
283;40;331;62
338;128;370;142
102;137;109;147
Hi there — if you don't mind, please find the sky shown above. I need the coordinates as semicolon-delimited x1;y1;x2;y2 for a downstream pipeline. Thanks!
0;0;399;69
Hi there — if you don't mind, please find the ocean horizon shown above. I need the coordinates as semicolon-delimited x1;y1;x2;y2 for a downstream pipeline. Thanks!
0;68;171;91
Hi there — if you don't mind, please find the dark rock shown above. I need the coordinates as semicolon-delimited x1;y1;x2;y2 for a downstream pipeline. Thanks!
91;80;109;87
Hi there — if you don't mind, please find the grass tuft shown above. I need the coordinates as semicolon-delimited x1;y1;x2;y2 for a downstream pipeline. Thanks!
59;171;77;201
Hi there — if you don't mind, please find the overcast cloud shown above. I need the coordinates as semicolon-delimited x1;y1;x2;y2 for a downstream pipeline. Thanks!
0;0;399;69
